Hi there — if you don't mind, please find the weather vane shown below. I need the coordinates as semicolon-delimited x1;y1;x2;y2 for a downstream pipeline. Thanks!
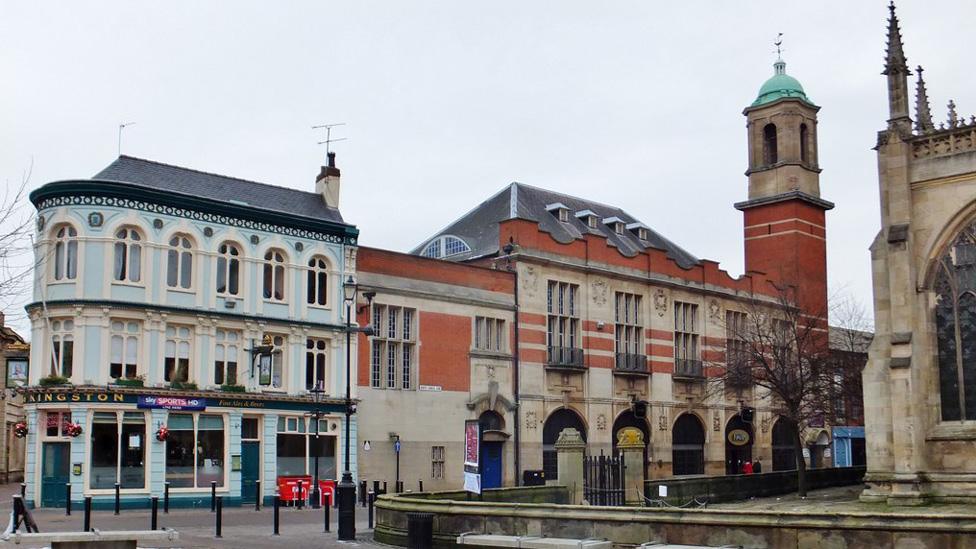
774;33;784;59
312;123;347;156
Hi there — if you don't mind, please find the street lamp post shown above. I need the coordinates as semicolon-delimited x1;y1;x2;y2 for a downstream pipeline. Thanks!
309;380;324;509
338;276;373;540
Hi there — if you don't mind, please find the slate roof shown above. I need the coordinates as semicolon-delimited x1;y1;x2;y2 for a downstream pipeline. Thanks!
92;156;346;224
411;182;699;268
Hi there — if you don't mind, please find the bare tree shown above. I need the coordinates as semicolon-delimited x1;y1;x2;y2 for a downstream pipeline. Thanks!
826;296;873;426
710;283;834;496
0;162;35;322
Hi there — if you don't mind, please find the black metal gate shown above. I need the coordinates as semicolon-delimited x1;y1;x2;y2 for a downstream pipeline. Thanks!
583;452;625;506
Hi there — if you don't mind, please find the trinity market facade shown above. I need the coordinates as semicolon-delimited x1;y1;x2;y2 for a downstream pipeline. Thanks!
20;42;872;507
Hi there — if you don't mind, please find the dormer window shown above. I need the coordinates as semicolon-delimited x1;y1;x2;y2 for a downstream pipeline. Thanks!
627;222;650;241
574;209;599;229
546;202;570;223
603;217;626;235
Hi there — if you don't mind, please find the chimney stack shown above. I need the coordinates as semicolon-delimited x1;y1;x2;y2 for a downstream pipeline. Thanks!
316;152;341;209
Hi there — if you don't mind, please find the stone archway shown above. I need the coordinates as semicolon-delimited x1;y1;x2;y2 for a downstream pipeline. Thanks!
725;414;753;475
671;413;705;476
542;408;586;481
612;410;649;477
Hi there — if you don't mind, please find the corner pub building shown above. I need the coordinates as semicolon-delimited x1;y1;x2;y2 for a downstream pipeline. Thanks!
24;153;360;508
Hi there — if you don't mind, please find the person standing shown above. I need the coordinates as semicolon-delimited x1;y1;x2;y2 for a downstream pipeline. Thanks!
753;458;763;474
743;461;754;475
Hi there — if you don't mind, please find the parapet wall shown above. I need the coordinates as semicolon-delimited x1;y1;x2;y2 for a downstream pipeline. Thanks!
374;482;976;549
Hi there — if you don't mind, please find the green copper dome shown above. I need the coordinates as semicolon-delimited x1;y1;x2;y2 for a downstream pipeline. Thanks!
751;60;814;107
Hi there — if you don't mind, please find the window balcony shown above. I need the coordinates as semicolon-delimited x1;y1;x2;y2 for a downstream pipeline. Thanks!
614;353;648;374
674;358;703;379
546;346;584;368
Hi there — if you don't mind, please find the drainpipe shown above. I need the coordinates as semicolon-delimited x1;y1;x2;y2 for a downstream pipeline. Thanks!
503;243;521;486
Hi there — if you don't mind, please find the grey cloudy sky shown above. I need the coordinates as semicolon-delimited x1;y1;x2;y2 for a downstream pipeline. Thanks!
3;1;974;337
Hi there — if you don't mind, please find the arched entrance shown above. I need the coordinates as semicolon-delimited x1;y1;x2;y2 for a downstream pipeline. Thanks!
671;413;705;476
612;410;649;477
725;414;753;475
479;411;506;489
542;409;586;481
772;418;798;471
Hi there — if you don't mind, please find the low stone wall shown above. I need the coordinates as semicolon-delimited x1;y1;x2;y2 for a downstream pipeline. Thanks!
405;485;570;504
645;466;866;506
374;481;976;549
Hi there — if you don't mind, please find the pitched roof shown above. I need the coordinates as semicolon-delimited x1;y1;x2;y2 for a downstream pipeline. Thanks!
411;182;699;268
92;156;346;224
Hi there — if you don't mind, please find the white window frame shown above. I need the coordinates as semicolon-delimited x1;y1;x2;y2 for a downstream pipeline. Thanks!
306;256;330;307
216;241;242;296
263;249;287;302
369;304;416;390
112;226;143;284
51;224;78;282
166;234;194;290
305;337;330;392
164;325;193;383
110;320;141;380
164;412;230;492
49;318;75;378
474;317;506;352
214;328;241;386
87;410;149;493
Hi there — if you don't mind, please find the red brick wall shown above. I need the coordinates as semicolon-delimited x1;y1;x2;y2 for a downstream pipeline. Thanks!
358;247;514;294
419;311;472;391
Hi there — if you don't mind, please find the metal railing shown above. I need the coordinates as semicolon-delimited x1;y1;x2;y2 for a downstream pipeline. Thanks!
674;358;703;378
546;346;584;368
614;353;648;373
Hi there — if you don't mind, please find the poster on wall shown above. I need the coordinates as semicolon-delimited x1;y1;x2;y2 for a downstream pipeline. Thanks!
463;419;481;494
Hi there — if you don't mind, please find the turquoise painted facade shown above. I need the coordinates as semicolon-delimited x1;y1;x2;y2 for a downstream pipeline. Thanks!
24;157;361;508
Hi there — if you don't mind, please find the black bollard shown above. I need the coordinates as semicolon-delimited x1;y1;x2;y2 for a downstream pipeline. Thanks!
273;494;280;535
151;496;158;530
164;482;170;513
324;495;330;532
297;480;304;510
114;482;121;515
372;480;380;497
20;483;25;499
396;480;403;493
382;481;387;494
215;496;223;538
65;483;71;516
367;491;374;529
419;480;424;492
83;496;92;532
211;481;217;512
255;480;261;511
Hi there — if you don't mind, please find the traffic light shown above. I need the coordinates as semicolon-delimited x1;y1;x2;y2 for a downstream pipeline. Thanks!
633;400;648;418
741;406;755;423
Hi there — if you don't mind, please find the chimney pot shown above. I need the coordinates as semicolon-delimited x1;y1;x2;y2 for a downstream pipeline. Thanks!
327;151;336;169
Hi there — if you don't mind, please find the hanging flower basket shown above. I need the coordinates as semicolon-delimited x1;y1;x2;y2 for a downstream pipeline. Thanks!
13;422;27;438
65;422;83;438
156;426;169;442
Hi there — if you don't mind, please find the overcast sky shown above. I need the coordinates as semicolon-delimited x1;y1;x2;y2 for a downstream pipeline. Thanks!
3;1;974;338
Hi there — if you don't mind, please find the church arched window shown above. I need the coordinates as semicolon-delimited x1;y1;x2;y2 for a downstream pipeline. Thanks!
763;123;778;165
934;222;976;420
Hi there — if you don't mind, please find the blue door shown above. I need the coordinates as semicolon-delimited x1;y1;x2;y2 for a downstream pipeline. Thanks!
241;441;260;504
41;442;70;508
482;442;503;489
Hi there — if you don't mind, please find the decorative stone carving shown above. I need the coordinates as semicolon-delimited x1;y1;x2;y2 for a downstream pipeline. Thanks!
203;227;213;237
616;426;645;447
708;299;720;320
152;218;163;229
658;415;667;431
653;289;668;317
521;265;539;297
88;212;104;228
761;415;770;433
250;235;259;245
596;414;607;431
36;215;45;231
713;413;721;431
525;411;538;430
590;279;608;306
295;242;304;252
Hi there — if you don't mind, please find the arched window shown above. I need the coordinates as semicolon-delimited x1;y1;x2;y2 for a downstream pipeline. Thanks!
443;236;470;257
216;242;241;296
479;410;505;432
672;413;705;475
542;409;586;480
52;224;78;281
421;239;441;258
166;234;193;289
934;222;976;420
113;227;142;283
305;337;328;391
772;418;798;471
762;123;778;165
263;249;286;301
306;256;329;306
800;123;810;164
420;236;470;259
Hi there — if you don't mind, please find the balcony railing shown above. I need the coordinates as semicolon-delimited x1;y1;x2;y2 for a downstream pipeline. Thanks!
674;358;703;379
614;352;648;374
547;346;585;368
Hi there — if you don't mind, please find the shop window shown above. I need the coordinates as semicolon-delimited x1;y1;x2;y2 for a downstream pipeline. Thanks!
165;413;224;488
110;320;140;380
52;224;78;281
306;256;330;306
43;411;72;438
214;329;240;386
113;226;143;283
50;319;74;378
166;234;193;289
90;412;146;490
276;416;336;480
164;325;192;383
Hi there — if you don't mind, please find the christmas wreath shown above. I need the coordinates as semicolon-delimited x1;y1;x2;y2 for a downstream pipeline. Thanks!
13;422;27;438
156;426;169;442
65;422;83;437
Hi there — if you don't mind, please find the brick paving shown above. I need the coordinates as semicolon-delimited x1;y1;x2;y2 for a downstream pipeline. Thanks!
0;483;380;548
